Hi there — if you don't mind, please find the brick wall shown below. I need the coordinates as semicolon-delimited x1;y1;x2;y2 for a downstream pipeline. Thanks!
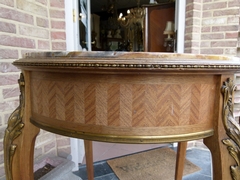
185;0;239;55
0;0;69;179
185;0;202;54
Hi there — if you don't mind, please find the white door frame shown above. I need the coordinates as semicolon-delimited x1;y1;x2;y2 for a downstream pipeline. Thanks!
64;0;84;171
65;0;82;51
175;0;186;53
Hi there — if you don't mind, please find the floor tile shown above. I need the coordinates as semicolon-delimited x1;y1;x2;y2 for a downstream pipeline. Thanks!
184;148;212;177
74;146;212;180
183;173;212;180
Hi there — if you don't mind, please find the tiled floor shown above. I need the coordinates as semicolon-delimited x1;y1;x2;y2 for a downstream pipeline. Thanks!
73;142;212;180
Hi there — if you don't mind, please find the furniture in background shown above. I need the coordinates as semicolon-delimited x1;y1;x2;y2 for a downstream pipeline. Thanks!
143;2;175;52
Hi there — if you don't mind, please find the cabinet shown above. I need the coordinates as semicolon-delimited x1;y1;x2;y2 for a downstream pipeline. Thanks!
144;3;175;52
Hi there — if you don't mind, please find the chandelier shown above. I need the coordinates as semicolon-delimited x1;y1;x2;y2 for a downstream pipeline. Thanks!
118;0;145;28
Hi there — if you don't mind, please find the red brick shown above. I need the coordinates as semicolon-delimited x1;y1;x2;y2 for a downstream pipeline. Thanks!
19;25;49;39
0;74;19;86
0;62;19;73
201;26;211;32
184;27;192;34
225;48;237;55
213;9;239;17
186;11;201;19
50;0;65;8
51;20;65;29
186;3;202;12
201;33;224;40
38;40;50;50
192;26;201;33
190;42;200;48
0;35;35;48
3;87;20;99
226;32;238;39
200;41;210;47
57;138;70;147
184;42;192;48
0;100;19;112
189;49;200;54
0;165;5;178
192;34;200;41
52;42;66;50
0;7;34;25
0;49;18;59
203;2;227;10
184;34;193;41
185;18;201;26
202;11;212;18
184;41;200;49
44;142;56;153
36;17;49;28
16;1;48;17
51;31;66;40
0;0;14;7
212;25;238;32
50;9;65;19
184;49;191;53
0;21;16;33
201;48;224;54
228;0;240;7
187;26;201;33
211;41;237;47
185;12;192;19
228;16;239;24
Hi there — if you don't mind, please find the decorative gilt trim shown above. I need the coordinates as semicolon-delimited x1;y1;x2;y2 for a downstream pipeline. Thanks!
30;117;214;144
12;61;240;70
4;73;25;180
221;78;240;180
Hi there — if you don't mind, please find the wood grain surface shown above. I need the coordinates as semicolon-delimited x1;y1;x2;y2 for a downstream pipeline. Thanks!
30;71;217;138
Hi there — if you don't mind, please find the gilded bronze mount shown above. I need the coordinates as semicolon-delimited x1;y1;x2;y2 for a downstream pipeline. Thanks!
4;73;25;180
13;61;240;70
222;78;240;180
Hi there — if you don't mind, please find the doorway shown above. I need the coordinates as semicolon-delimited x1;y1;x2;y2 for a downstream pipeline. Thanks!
64;0;186;170
79;0;184;52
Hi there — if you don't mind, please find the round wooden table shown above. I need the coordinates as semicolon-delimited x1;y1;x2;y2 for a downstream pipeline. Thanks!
4;51;240;180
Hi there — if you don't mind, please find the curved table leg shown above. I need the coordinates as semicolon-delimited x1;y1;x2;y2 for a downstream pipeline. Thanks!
175;141;187;180
84;140;94;180
204;76;238;180
204;135;235;180
4;72;40;180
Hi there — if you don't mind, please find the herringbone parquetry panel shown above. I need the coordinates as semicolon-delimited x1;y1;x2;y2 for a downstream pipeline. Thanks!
31;73;216;128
